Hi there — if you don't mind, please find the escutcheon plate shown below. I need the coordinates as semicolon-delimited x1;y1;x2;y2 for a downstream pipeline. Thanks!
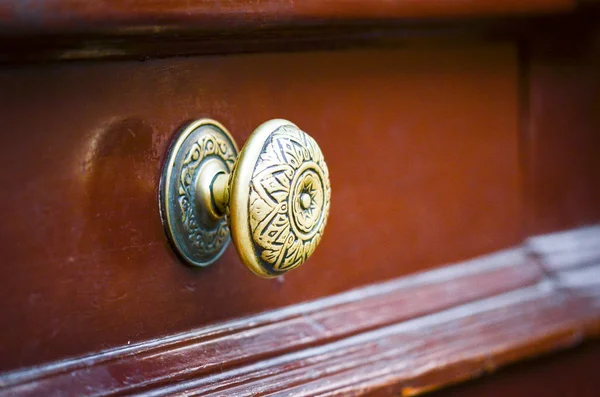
160;119;239;267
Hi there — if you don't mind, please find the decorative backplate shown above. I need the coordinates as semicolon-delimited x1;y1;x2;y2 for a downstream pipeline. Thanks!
229;119;331;277
160;119;238;267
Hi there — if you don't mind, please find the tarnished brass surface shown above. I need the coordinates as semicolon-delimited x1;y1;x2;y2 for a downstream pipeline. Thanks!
160;119;238;267
160;119;331;277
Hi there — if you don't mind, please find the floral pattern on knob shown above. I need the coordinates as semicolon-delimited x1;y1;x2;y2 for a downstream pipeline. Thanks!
248;125;331;273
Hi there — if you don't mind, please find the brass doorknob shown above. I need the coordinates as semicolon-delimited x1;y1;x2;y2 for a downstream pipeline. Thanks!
160;119;331;278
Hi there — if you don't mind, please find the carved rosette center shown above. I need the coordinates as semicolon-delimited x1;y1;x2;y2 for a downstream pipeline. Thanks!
248;125;330;273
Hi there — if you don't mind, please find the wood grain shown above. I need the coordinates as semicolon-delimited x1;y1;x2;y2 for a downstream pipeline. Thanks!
0;226;598;396
0;0;590;63
425;340;600;397
524;27;600;234
0;249;541;395
527;226;600;338
1;5;597;64
0;46;523;371
527;225;600;271
0;8;599;394
0;0;574;36
150;283;587;396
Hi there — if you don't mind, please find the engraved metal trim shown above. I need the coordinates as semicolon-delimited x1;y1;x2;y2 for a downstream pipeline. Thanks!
160;119;238;267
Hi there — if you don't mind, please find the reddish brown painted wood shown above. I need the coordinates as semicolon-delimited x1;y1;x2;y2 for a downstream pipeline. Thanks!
161;283;588;396
528;226;600;339
1;7;597;64
0;21;517;64
0;46;523;371
0;249;542;395
1;225;599;396
0;0;584;63
0;0;574;36
0;7;599;395
425;341;600;397
525;28;600;234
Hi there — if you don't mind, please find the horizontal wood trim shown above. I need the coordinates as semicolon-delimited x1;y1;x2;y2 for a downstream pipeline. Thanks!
0;249;541;395
155;282;590;396
2;1;596;63
528;226;600;338
0;0;574;36
527;225;600;271
1;225;599;395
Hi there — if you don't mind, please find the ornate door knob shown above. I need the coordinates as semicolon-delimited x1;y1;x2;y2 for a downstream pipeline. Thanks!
160;119;331;278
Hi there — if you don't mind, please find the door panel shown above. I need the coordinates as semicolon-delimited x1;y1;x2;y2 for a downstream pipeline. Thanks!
0;45;522;370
